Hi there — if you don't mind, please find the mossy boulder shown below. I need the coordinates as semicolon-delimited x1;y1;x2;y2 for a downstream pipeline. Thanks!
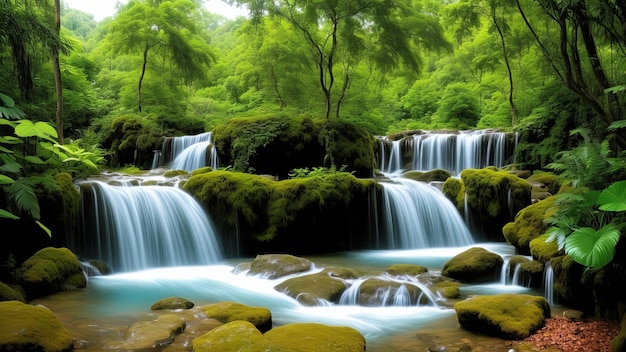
502;196;558;255
454;294;550;340
19;247;86;299
103;313;186;350
402;169;451;183
517;259;545;288
274;271;348;306
611;313;626;352
0;300;73;352
529;234;560;263
151;296;195;310
192;320;278;352
460;168;532;240
0;281;25;302
442;247;503;283
355;278;428;306
386;264;428;276
430;281;461;299
442;177;465;213
202;302;272;333
248;254;312;279
551;255;595;313
265;323;366;352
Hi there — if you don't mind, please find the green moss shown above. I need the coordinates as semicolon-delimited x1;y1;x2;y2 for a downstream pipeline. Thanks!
461;168;531;219
442;247;504;283
502;196;558;255
0;282;25;302
20;247;86;298
151;297;194;310
386;264;428;276
193;321;278;352
454;294;550;340
442;177;465;211
264;323;366;352
0;300;73;352
527;172;563;196
274;272;347;304
191;166;212;176
402;169;451;182
431;281;461;299
202;302;272;333
163;169;189;177
53;173;80;238
611;314;626;352
529;234;560;263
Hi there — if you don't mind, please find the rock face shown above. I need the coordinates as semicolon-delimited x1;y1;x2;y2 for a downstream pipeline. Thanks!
442;247;503;283
202;301;272;333
19;247;86;299
0;300;73;352
248;254;312;279
454;294;550;340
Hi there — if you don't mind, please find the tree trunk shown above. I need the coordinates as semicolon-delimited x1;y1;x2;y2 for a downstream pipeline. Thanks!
492;7;518;127
138;46;149;113
53;0;63;144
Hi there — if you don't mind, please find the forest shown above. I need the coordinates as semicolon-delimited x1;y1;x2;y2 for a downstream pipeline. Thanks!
1;0;625;258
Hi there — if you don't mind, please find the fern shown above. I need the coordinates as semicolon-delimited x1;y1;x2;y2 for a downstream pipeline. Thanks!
8;178;40;220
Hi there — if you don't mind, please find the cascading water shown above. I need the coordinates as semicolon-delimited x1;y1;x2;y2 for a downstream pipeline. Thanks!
379;177;473;249
152;131;219;171
378;130;517;175
77;181;222;272
544;262;555;305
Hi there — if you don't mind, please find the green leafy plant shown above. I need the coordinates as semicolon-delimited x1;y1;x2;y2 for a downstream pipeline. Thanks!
544;180;626;269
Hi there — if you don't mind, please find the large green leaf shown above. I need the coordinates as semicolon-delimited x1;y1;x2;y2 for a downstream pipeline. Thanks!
598;180;626;212
0;174;15;185
565;225;621;268
0;209;19;220
14;120;58;142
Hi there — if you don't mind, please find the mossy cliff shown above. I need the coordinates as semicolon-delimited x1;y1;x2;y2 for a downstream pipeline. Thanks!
212;115;376;178
443;167;531;241
184;170;379;256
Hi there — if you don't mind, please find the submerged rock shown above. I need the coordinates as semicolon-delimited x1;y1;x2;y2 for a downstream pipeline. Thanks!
454;293;550;340
442;247;503;283
0;300;73;352
103;313;186;350
151;296;194;310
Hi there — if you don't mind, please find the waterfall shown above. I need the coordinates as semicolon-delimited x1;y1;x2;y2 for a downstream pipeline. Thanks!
78;181;223;272
544;262;555;305
379;178;473;249
378;130;517;175
338;275;438;307
154;131;219;171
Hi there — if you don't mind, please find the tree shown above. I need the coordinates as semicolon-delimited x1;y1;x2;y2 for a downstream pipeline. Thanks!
104;0;215;112
53;0;64;144
232;0;452;120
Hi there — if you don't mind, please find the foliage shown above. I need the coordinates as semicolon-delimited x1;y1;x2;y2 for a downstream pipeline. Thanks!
544;180;626;269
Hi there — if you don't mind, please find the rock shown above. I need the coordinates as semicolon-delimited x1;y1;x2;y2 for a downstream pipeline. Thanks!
264;323;366;352
0;300;73;352
402;169;451;182
248;254;312;279
442;247;503;283
529;234;560;263
503;196;557;255
0;281;25;302
192;320;278;352
356;278;427;306
274;271;348;306
202;301;272;333
517;260;545;288
611;313;626;352
562;309;586;321
104;313;186;350
430;280;461;299
454;294;550;340
151;296;194;310
19;247;87;299
386;264;428;276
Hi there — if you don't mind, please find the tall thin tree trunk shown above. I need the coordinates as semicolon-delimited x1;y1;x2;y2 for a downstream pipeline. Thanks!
138;46;149;113
53;0;63;144
492;9;517;127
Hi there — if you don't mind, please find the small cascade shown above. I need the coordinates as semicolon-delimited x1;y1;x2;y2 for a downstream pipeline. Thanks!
77;181;223;272
154;131;219;171
499;257;511;284
544;262;555;305
378;130;517;175
379;178;473;249
338;275;438;307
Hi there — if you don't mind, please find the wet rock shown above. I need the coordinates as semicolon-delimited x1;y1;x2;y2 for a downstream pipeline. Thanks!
442;247;503;283
274;271;348;306
247;254;312;279
0;300;73;352
386;263;428;276
19;247;86;299
192;320;278;352
455;293;550;340
103;313;186;350
356;278;428;306
151;296;195;310
265;322;366;352
202;301;272;333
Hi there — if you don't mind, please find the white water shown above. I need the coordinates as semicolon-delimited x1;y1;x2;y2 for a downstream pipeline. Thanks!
379;177;474;248
152;131;219;171
544;262;555;305
78;181;223;272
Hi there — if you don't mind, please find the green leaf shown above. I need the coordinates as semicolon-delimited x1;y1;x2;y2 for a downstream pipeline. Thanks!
0;160;22;173
598;180;626;212
24;156;46;164
0;174;15;185
607;120;626;131
36;220;52;238
8;179;40;219
544;225;569;250
14;120;58;142
0;209;20;220
565;225;621;268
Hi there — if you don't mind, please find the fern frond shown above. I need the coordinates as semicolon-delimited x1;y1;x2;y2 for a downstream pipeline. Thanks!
8;178;40;219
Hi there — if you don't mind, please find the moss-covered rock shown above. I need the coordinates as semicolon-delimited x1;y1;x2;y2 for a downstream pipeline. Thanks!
502;196;558;255
442;247;503;283
461;168;532;240
454;294;550;340
0;282;25;302
19;247;86;299
202;302;272;333
265;323;366;352
430;280;461;299
163;169;189;177
386;264;428;276
104;313;186;350
551;255;595;313
442;177;465;212
529;234;560;263
611;313;626;352
274;271;348;306
151;296;195;310
248;254;312;279
192;320;278;352
0;300;73;352
517;260;545;288
402;169;451;183
355;278;428;306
